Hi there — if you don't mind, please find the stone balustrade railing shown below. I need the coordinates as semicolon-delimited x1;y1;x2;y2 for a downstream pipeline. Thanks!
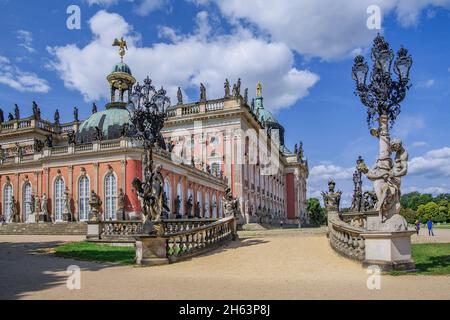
91;218;219;241
165;215;236;263
329;217;366;261
206;101;224;112
182;105;200;115
0;117;78;134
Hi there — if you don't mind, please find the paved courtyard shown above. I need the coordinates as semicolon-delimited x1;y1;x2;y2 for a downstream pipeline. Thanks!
0;229;449;300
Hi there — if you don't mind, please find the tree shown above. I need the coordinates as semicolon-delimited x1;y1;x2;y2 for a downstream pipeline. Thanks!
417;202;440;223
399;207;416;224
307;198;326;226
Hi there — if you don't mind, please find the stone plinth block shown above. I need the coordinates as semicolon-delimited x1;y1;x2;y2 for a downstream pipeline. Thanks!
134;236;169;266
361;230;416;271
86;223;99;240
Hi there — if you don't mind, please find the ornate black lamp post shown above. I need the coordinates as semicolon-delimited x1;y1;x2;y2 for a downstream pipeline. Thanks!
126;76;171;235
351;34;413;228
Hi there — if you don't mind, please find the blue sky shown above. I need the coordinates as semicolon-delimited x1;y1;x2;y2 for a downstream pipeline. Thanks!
1;0;450;206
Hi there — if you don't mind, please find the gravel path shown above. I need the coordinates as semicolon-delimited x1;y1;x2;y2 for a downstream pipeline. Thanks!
0;232;449;300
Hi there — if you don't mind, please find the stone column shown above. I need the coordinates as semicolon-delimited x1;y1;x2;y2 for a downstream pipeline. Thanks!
93;162;99;193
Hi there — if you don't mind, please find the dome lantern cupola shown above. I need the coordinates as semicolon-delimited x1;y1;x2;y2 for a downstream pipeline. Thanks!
106;37;136;109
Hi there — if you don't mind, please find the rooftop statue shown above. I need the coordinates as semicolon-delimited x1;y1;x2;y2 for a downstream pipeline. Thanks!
224;79;230;98
321;179;342;212
0;108;4;123
177;87;183;105
73;107;79;122
14;104;20;120
200;83;206;101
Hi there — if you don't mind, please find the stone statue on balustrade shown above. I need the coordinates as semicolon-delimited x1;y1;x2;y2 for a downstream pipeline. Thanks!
34;138;44;153
40;193;48;222
175;195;181;219
222;187;240;217
200;83;206;101
14;104;20;120
67;131;76;145
0;108;4;124
62;188;72;221
321;179;342;213
34;194;41;222
9;196;18;223
117;188;126;220
224;79;230;98
44;135;53;148
186;195;193;218
194;202;201;218
177;87;183;105
358;138;409;231
89;190;102;222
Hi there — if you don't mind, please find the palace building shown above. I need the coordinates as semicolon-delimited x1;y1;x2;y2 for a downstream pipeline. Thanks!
0;53;308;226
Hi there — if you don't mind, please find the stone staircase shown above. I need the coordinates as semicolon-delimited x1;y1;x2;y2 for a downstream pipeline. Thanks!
0;223;87;235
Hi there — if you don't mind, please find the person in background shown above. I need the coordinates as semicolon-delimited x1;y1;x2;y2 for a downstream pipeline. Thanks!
427;219;435;237
415;220;420;235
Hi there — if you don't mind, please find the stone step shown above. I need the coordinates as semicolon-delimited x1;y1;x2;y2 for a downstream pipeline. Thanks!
0;223;87;235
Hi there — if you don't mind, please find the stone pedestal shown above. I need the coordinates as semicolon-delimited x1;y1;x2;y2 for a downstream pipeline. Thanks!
134;236;169;266
26;213;37;224
86;223;100;240
361;230;416;271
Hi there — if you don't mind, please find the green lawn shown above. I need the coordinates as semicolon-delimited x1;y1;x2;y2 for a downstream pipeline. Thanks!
391;243;450;276
54;241;135;265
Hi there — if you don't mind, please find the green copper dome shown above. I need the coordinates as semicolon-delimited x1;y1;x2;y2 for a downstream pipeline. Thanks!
78;108;131;143
111;62;132;75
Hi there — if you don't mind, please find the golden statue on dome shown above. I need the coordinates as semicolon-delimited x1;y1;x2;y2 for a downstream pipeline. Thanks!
256;81;262;97
113;37;128;61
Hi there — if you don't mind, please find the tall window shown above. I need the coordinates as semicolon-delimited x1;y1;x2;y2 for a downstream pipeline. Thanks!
104;174;117;220
23;183;32;221
3;183;13;222
177;182;183;214
78;176;90;221
205;193;210;218
219;198;222;217
164;180;171;212
196;191;202;217
211;163;220;176
54;178;65;221
212;194;217;218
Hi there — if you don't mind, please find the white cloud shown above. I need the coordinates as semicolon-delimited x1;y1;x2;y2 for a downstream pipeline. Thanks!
86;0;119;6
48;10;319;112
134;0;168;16
16;30;35;53
411;141;427;148
206;0;450;60
409;147;450;177
417;79;435;88
403;186;450;195
0;55;50;93
309;164;354;182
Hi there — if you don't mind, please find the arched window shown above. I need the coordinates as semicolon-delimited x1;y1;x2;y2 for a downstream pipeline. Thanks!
205;193;210;218
104;173;117;220
177;182;183;214
196;190;202;217
54;178;65;221
78;176;90;221
164;179;171;211
23;182;32;222
3;183;13;222
212;194;217;218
